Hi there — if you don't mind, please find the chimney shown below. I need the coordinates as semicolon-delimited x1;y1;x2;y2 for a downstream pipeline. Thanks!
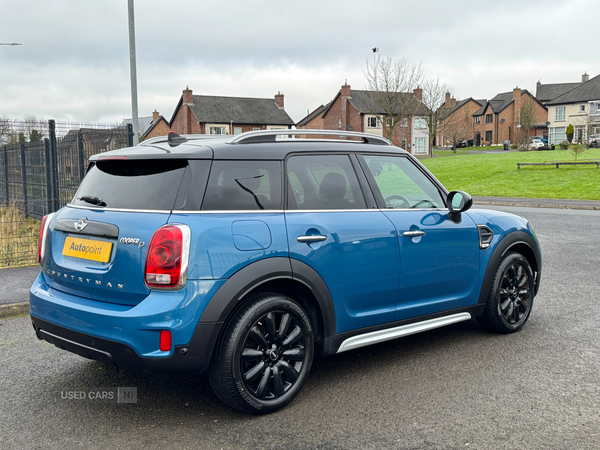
275;91;284;109
513;86;522;99
513;87;522;127
183;86;193;105
341;82;351;98
582;72;589;83
444;92;451;106
451;97;457;108
341;81;351;131
413;87;423;101
152;110;159;121
537;80;541;87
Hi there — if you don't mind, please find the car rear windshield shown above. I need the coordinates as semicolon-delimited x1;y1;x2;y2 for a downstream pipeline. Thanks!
71;159;188;210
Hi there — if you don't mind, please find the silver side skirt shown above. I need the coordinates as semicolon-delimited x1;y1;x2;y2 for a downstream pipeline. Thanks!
336;312;472;354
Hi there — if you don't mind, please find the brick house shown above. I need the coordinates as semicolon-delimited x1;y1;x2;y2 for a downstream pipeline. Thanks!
472;88;548;146
170;87;294;135
298;83;430;155
436;94;484;147
141;110;170;141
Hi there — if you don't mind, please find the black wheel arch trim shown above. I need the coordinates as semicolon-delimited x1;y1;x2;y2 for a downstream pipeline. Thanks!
477;230;542;307
198;257;336;339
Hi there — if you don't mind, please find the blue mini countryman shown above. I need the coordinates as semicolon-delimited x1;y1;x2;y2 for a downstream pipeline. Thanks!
30;130;542;414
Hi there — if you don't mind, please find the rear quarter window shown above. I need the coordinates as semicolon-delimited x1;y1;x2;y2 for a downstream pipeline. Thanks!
201;160;282;211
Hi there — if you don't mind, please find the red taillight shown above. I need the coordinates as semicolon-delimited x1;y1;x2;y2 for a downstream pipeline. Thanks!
38;213;54;264
159;330;172;352
144;225;189;289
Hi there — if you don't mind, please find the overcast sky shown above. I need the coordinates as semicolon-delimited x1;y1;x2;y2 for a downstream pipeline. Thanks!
1;0;599;126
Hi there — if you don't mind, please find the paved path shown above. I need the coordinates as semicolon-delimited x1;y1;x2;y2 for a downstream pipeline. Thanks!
1;196;599;317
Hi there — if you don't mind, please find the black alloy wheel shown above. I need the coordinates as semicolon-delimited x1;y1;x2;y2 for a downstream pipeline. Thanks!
209;294;314;414
477;252;535;333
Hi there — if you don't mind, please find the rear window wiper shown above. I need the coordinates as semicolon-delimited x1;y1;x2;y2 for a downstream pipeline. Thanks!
78;195;107;207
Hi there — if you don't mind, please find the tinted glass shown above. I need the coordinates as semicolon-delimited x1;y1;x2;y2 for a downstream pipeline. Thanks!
286;154;366;210
361;155;445;209
71;159;188;210
201;160;282;210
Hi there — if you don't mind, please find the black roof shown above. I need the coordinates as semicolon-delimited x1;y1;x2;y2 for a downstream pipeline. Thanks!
439;98;483;120
182;95;295;126
323;89;430;117
536;82;581;103
472;90;544;116
296;103;331;127
545;74;600;105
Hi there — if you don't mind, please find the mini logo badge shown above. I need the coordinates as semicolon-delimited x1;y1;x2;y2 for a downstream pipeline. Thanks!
74;217;88;232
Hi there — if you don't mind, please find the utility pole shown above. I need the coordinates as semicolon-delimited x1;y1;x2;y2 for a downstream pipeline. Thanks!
127;0;139;145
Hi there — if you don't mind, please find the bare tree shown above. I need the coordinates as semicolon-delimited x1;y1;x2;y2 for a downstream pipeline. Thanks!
420;78;453;157
363;55;423;144
517;96;537;151
444;108;472;153
573;107;600;148
23;115;46;142
0;115;12;145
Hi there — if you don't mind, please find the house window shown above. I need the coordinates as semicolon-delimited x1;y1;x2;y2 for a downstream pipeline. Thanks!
414;118;427;128
400;118;408;127
549;127;566;145
386;118;391;127
475;116;481;124
210;126;226;135
253;127;261;131
486;114;493;123
580;105;586;112
555;107;565;121
338;119;342;128
367;117;379;128
485;130;493;142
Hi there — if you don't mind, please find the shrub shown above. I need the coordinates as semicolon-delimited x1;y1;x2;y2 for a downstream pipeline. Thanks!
566;124;574;143
559;141;569;150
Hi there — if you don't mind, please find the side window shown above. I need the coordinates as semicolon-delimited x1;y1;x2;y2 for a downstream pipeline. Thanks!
286;155;366;210
201;160;282;211
361;155;445;209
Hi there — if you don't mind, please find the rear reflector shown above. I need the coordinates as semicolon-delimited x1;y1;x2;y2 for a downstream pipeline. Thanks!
159;330;172;352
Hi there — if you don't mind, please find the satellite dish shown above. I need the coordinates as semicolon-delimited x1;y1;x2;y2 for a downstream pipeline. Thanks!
347;126;353;130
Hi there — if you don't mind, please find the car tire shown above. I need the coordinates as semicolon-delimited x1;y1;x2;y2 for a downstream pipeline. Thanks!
208;293;314;414
477;252;534;334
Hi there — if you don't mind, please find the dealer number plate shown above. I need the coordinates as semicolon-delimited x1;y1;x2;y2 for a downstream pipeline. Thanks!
62;237;113;263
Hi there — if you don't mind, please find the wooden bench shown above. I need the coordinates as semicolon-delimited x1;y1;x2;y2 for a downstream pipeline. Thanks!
517;161;600;169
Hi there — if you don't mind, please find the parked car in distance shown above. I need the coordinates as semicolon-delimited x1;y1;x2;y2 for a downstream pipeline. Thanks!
30;130;542;414
532;136;549;145
529;138;545;150
588;134;600;148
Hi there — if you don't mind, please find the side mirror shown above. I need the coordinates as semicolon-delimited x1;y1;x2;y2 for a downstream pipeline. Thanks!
447;191;472;222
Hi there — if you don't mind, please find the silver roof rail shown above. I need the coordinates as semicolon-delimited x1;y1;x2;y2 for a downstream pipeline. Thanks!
228;129;392;146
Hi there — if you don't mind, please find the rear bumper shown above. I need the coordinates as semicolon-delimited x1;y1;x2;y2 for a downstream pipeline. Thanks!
31;315;222;374
29;273;225;373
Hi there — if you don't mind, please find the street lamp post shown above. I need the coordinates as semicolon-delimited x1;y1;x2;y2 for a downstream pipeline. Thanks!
127;0;139;146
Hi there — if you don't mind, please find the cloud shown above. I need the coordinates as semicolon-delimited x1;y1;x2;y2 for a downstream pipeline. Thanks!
1;0;599;124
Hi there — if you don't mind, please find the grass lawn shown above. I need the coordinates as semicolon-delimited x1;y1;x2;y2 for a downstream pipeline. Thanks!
420;148;600;201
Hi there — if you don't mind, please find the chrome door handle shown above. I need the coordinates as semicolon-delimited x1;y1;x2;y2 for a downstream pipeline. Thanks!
403;230;426;237
297;235;327;243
